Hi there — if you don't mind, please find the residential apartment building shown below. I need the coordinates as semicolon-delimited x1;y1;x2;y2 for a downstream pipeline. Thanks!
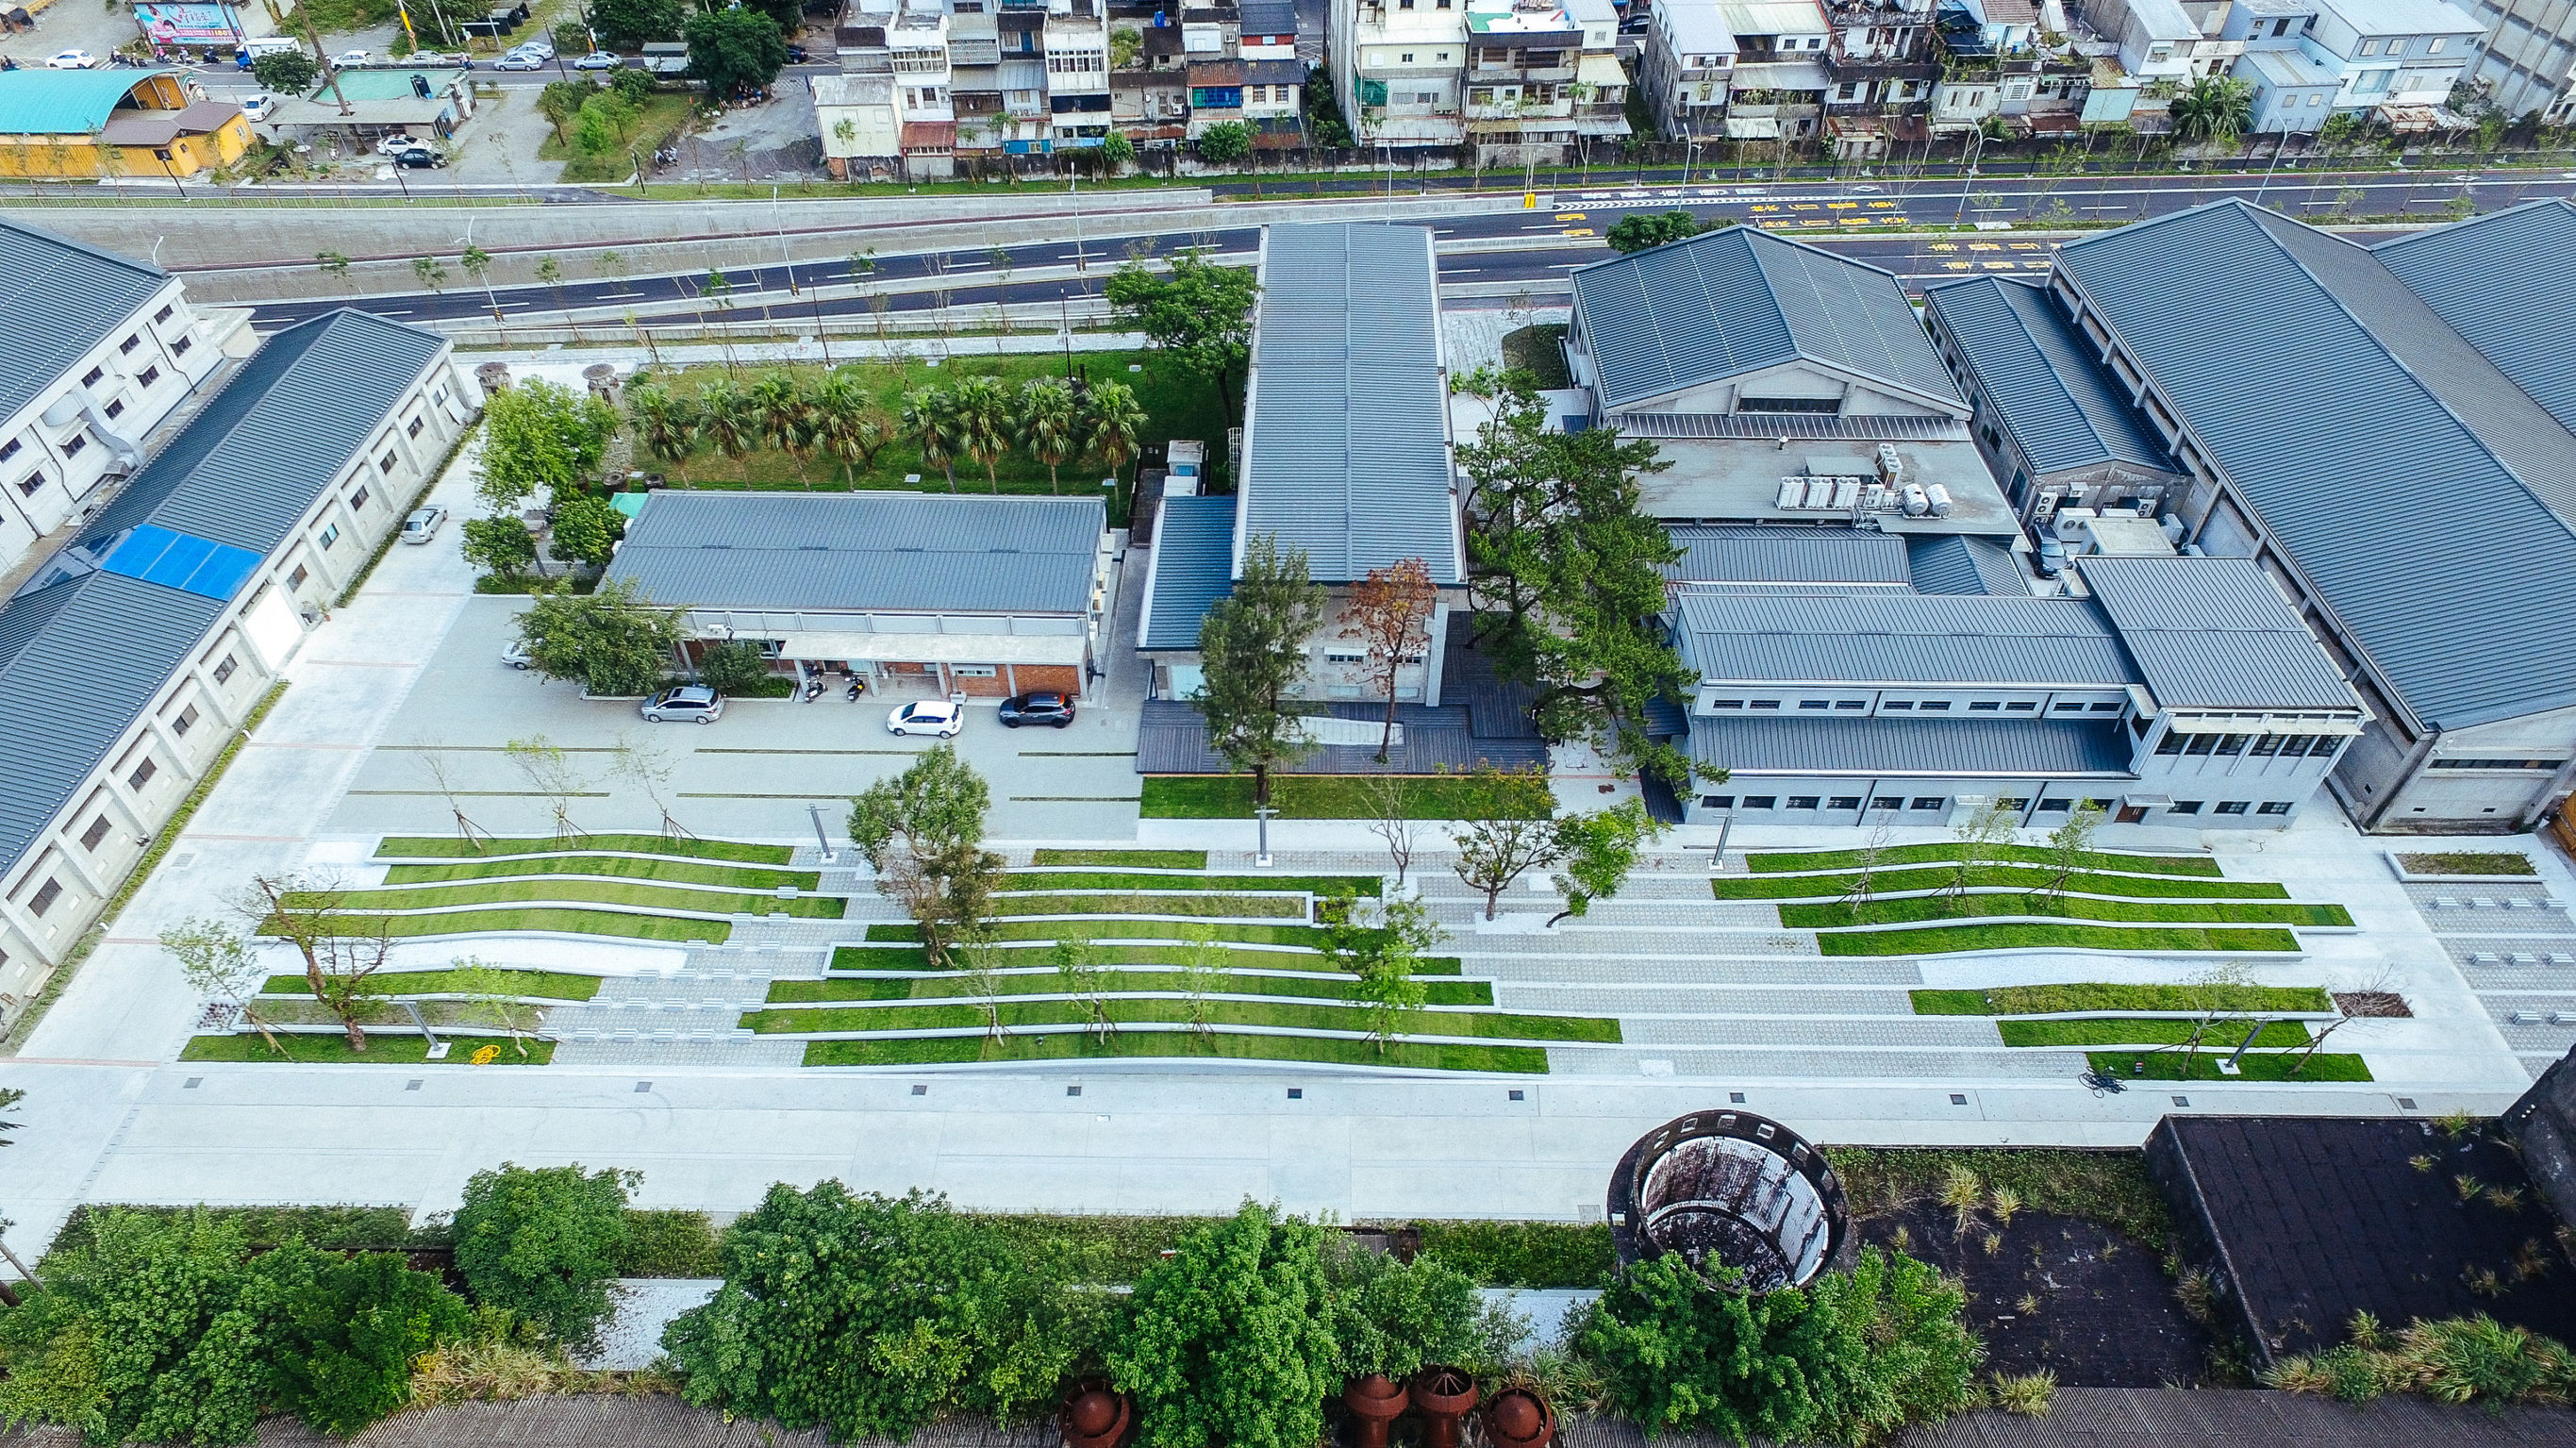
1637;0;1741;141
0;308;470;1032
2220;0;2484;129
1928;0;2097;134
2461;0;2576;117
835;0;1116;165
813;73;904;176
1334;0;1471;149
836;0;960;176
1716;0;1833;140
1820;0;1938;152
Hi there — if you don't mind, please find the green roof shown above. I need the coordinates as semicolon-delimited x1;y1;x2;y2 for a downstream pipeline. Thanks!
0;69;176;137
307;67;467;102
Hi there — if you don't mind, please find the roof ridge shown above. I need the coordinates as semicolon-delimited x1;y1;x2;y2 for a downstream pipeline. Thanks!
1988;275;2122;466
0;214;169;284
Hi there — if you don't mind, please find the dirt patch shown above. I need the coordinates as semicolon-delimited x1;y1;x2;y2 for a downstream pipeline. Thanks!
2334;990;2411;1018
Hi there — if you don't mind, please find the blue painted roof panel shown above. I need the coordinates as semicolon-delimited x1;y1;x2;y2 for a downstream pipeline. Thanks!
100;524;264;600
1140;495;1239;650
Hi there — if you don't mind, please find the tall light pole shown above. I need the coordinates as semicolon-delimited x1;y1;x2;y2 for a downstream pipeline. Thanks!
1949;125;1988;228
806;803;838;863
1254;804;1278;868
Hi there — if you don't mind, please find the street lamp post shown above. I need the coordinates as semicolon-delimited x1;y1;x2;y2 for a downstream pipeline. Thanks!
1949;126;1988;228
806;803;838;863
1254;804;1278;868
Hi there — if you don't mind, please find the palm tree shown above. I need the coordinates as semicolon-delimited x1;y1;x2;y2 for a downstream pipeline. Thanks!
902;387;962;491
625;383;701;479
2170;75;2254;147
949;375;1014;494
812;369;889;483
748;372;816;486
1081;379;1147;493
1017;377;1081;494
698;379;760;470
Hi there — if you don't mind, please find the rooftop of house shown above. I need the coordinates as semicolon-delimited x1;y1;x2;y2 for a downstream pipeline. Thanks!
0;67;180;136
2312;0;2485;35
1659;0;1745;51
0;218;172;426
1922;274;2181;479
1138;493;1238;650
2373;200;2576;437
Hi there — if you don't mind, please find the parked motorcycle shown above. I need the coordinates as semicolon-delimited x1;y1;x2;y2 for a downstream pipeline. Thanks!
803;675;826;702
846;677;865;701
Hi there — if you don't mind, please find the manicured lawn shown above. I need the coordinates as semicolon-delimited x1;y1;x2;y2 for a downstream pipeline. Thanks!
295;908;727;943
1910;983;2335;1016
2086;1049;2371;1083
1139;774;1543;820
2395;851;2537;876
1002;872;1380;895
376;834;794;864
179;1033;557;1064
1816;923;2302;956
258;968;603;1001
990;891;1307;920
1999;1018;2314;1049
307;879;844;918
802;1031;1549;1073
744;997;1620;1042
827;943;1464;975
1032;849;1207;868
866;919;1328;947
766;972;1494;1007
1712;864;2288;901
1749;844;2220;876
384;855;821;890
1779;894;2351;929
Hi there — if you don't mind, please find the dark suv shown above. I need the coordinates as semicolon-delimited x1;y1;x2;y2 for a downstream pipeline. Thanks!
998;691;1076;728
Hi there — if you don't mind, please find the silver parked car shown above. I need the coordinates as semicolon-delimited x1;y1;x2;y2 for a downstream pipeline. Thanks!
399;505;448;543
642;685;724;724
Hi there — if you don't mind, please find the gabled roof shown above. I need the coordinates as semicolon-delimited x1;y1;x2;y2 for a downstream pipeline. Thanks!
1904;533;2026;595
1664;525;1910;586
1923;275;2177;478
0;219;171;427
1675;590;2133;687
2054;199;2576;730
0;68;175;135
1238;0;1299;32
1571;226;1963;413
1138;494;1238;650
2078;555;2361;712
604;491;1105;615
1238;224;1462;584
2375;201;2576;438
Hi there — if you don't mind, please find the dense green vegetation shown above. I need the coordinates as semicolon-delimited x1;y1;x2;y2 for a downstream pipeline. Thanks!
179;1034;560;1063
804;1033;1551;1072
2269;1315;2576;1407
1826;1147;2172;1250
1782;895;2352;928
1749;844;2219;875
1714;864;2286;900
1140;774;1546;819
1031;848;1208;868
988;891;1308;920
375;834;795;864
383;855;821;890
292;907;728;943
1818;923;2302;956
768;972;1496;1007
1998;1018;2313;1048
746;998;1619;1042
1412;1220;1615;1289
2086;1049;2371;1081
1910;983;2335;1016
2394;852;2537;876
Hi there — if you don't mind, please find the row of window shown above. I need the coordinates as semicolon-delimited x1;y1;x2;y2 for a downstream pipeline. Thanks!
1710;697;2121;715
2428;757;2568;772
1696;793;2298;818
2152;731;2336;757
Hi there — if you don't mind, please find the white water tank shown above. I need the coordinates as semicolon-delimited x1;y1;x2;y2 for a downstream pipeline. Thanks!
1901;483;1930;517
1926;484;1953;517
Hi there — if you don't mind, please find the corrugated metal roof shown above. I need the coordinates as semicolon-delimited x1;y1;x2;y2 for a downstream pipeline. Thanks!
1904;533;2025;595
1922;275;2175;477
1571;226;1963;413
1665;525;1911;585
2078;556;2360;712
603;491;1105;615
1675;590;2134;686
2375;201;2576;439
1715;0;1826;35
2056;199;2576;730
1689;712;2134;775
0;219;170;430
1239;224;1462;584
1139;494;1238;649
1238;0;1299;32
0;69;175;135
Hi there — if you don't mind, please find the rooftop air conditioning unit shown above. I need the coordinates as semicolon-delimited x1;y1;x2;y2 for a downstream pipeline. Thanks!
1875;442;1902;483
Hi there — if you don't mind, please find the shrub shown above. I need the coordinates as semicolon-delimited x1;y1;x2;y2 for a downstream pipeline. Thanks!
618;1208;722;1277
2268;1315;2576;1407
452;1163;635;1350
694;640;774;697
271;1251;473;1436
1326;1243;1484;1381
1109;1202;1340;1448
1410;1220;1615;1289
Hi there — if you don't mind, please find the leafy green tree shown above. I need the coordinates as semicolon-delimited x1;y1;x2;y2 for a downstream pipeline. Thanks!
697;377;759;462
590;0;685;48
695;639;774;695
1605;209;1705;253
1324;1244;1482;1380
1080;378;1146;487
574;92;639;154
1549;799;1664;925
314;250;352;287
1017;376;1081;493
847;744;1004;967
687;6;789;100
1193;534;1327;811
478;377;621;514
611;65;657;106
1105;248;1259;424
902;386;963;491
538;77;598;145
625;381;701;471
514;577;690;696
462;515;539;582
452;1162;636;1350
1101;129;1137;170
1450;763;1561;921
1321;890;1444;1053
547;493;627;572
1194;120;1253;165
746;371;815;483
270;1252;472;1437
252;48;319;94
948;375;1015;493
413;255;448;291
2170;75;2254;145
812;368;891;479
1108;1203;1340;1448
663;1185;1094;1439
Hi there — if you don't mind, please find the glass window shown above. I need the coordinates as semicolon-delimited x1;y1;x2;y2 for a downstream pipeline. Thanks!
2169;801;2202;814
2088;702;2120;712
1787;795;1820;809
2051;702;2084;712
1969;701;2001;711
121;334;141;355
2215;800;2250;815
289;565;309;589
172;336;192;357
2036;798;2070;812
1871;796;1903;810
2006;701;2036;711
1883;700;1914;711
2250;734;2282;757
2257;801;2293;815
318;524;341;551
1830;795;1864;809
155;304;175;324
28;878;61;916
81;816;111;851
2216;734;2249;756
212;654;238;684
350;487;371;512
174;705;199;737
1910;796;1946;810
1919;701;1952;711
1751;700;1782;710
1743;795;1778;809
129;758;158;791
1835;700;1866;710
1799;699;1831;710
2185;734;2217;756
81;366;105;387
137;366;160;388
1712;699;1745;709
1702;794;1736;808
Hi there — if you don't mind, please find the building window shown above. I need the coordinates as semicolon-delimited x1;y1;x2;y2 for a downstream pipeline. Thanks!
81;816;112;852
2250;734;2282;756
2156;733;2186;755
1750;699;1781;710
406;416;425;439
121;334;141;355
2006;701;2036;711
380;450;399;474
2051;701;2084;712
128;758;158;791
1969;700;2000;711
2429;757;2568;770
27;878;62;917
62;436;86;458
17;473;43;497
1909;796;1946;810
1701;794;1736;808
288;565;309;589
1883;700;1914;710
318;524;341;551
2427;37;2443;51
212;654;238;684
1787;795;1820;809
2216;734;2248;756
0;440;15;464
1918;700;1952;711
138;366;161;388
2185;734;2217;756
81;366;105;387
1996;797;2029;810
1830;795;1863;809
174;705;200;737
172;336;192;357
1711;699;1744;709
2088;701;2120;712
2257;801;2293;815
2169;800;2202;814
155;304;175;324
1743;795;1777;809
104;398;125;420
350;487;371;512
1798;699;1830;710
2214;800;2250;815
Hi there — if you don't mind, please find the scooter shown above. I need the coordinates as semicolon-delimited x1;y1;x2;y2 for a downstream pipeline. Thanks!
846;677;865;701
803;675;826;702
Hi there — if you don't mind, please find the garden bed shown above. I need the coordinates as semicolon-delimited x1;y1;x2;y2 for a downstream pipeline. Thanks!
743;997;1620;1042
2391;851;2536;877
307;879;845;919
827;943;1464;975
1714;865;2287;901
2086;1050;2370;1082
179;1034;557;1064
1750;844;2219;876
1911;984;2335;1016
1999;1019;2313;1049
1139;774;1543;819
1001;871;1380;895
383;856;821;890
296;907;729;944
987;891;1309;920
263;966;603;1002
768;972;1495;1007
802;1030;1548;1073
375;834;794;865
1817;923;2302;956
1031;848;1208;868
865;919;1328;947
1780;895;2351;928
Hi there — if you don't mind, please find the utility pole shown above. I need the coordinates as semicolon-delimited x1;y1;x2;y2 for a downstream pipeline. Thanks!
295;8;353;115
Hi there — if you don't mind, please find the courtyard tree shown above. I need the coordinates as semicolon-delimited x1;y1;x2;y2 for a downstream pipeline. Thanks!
812;368;890;479
2037;800;2105;910
746;371;814;485
1942;797;2020;913
1053;935;1117;1042
162;917;284;1055
1363;771;1425;888
1549;799;1665;926
449;958;545;1058
506;735;593;840
478;377;620;514
246;875;392;1051
1079;377;1146;488
1017;376;1081;493
513;577;690;697
686;5;789;102
902;387;962;491
1193;534;1327;812
1321;890;1445;1053
625;380;702;471
538;77;595;145
1605;209;1705;254
1449;764;1561;921
1194;120;1253;166
697;377;759;464
949;374;1015;492
610;734;691;838
461;514;539;584
412;255;447;291
846;743;1004;968
547;493;626;573
252;48;319;95
452;1162;635;1349
1105;247;1259;424
1343;557;1438;763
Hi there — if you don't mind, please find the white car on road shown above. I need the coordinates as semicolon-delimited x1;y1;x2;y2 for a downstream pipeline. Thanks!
45;50;102;69
493;51;543;69
241;92;276;122
573;50;619;69
334;49;373;66
886;700;963;738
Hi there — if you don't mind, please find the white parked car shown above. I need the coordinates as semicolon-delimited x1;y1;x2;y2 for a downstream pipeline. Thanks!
501;640;533;670
241;92;276;122
374;131;423;156
886;700;963;738
334;49;373;67
45;50;102;69
399;505;447;542
573;50;619;69
493;51;543;69
514;35;556;57
642;685;724;724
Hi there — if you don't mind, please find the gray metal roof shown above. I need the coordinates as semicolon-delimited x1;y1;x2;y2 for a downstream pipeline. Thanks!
1570;226;1964;413
0;219;171;428
1904;533;2026;595
1664;525;1911;585
2375;201;2576;439
1675;590;2134;687
1688;713;2134;776
1922;275;2177;478
1239;224;1462;585
2056;200;2576;731
603;491;1105;615
1139;494;1238;650
2077;556;2361;712
1238;0;1300;31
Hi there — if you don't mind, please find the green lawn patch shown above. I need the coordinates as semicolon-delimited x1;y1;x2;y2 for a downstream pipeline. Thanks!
1002;872;1380;895
744;997;1618;1042
1139;774;1543;820
766;972;1495;1007
1714;864;2286;901
865;919;1328;947
539;92;695;184
1817;923;2302;956
2000;1018;2313;1049
826;943;1463;976
257;968;603;1001
1750;844;2220;876
1910;983;2335;1016
1413;1219;1611;1289
2395;851;2537;876
375;834;794;864
1500;324;1573;390
179;1033;557;1064
294;908;728;943
1827;1148;2172;1249
384;855;820;890
1032;849;1208;868
802;1031;1548;1073
2086;1049;2371;1083
1780;894;2351;929
989;891;1307;920
305;878;844;919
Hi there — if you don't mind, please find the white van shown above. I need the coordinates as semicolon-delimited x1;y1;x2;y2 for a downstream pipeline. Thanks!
241;36;305;58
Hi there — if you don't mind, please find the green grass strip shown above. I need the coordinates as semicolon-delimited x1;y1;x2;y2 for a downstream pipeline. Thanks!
1750;843;2220;876
1817;923;2302;956
1910;983;2335;1016
179;1033;557;1064
989;892;1307;920
1139;774;1545;820
2000;1018;2314;1048
1001;872;1381;895
258;968;603;1001
1714;864;2286;901
1780;895;2351;929
827;944;1464;976
302;879;844;919
2085;1049;2371;1083
1032;849;1208;868
803;1031;1548;1073
384;855;821;890
744;997;1619;1042
375;833;794;864
767;972;1495;1007
292;908;730;943
866;920;1329;947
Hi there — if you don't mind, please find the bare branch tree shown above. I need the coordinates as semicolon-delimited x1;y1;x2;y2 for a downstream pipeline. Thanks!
1363;771;1425;889
1342;558;1438;763
245;874;393;1052
1054;935;1116;1043
961;941;1011;1046
418;751;492;853
610;734;691;839
506;734;590;841
162;917;284;1055
1179;923;1223;1045
1843;811;1894;922
450;957;544;1058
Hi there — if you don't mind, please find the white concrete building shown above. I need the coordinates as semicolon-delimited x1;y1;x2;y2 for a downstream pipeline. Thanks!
1639;0;1741;139
1334;0;1471;149
814;73;904;177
